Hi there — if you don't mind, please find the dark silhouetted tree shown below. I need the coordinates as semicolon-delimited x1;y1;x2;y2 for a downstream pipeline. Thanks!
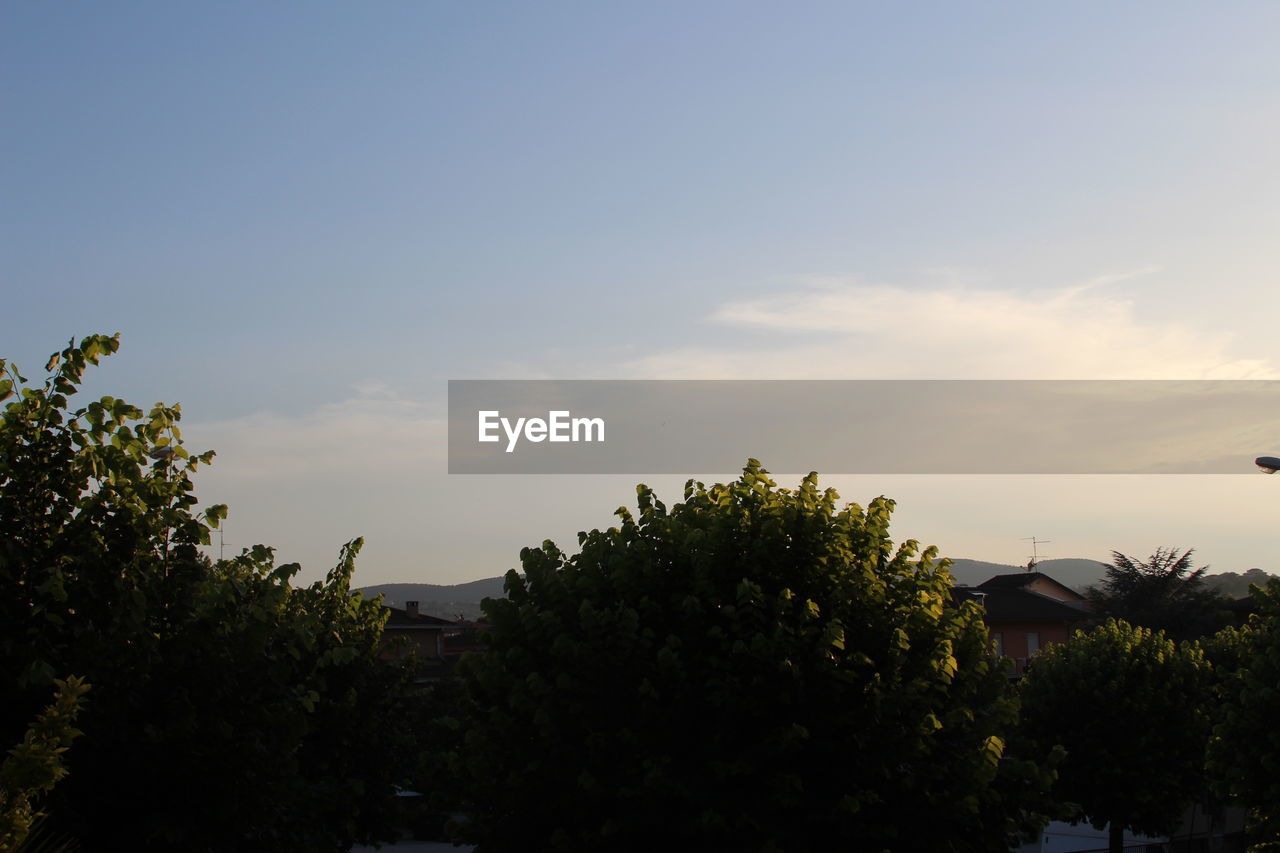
1087;547;1230;641
1208;578;1280;847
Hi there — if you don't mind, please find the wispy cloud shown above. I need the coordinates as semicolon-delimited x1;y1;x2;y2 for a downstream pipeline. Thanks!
1066;264;1164;295
622;274;1277;379
187;391;445;482
181;387;657;585
173;272;1280;584
180;389;449;581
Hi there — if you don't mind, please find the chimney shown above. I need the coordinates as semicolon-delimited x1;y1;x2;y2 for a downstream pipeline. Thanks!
405;600;420;617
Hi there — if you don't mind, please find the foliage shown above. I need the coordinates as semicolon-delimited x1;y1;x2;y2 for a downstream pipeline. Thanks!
452;462;1046;852
1018;619;1214;850
1086;548;1231;642
1208;578;1280;846
405;676;472;840
0;336;414;850
6;816;81;853
0;678;88;851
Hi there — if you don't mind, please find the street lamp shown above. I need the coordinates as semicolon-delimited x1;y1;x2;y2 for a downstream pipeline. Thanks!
1256;456;1280;474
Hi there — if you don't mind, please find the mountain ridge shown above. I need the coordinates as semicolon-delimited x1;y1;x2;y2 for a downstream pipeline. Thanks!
358;561;1275;620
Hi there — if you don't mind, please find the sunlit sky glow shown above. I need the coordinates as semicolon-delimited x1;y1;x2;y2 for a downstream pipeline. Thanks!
5;3;1280;584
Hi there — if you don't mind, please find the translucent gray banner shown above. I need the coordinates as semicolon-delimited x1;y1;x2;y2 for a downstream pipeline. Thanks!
448;380;1280;474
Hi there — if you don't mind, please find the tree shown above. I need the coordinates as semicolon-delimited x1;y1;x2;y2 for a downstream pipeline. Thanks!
1208;578;1280;847
452;462;1048;852
1018;619;1214;853
0;677;88;851
0;336;415;850
1087;548;1230;642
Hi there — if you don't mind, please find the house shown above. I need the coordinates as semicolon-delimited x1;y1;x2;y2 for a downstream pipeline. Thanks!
954;572;1091;676
381;600;457;680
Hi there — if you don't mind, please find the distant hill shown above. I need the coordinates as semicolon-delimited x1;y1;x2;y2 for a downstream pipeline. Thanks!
1200;568;1277;599
360;563;1278;619
947;558;1109;592
948;559;1278;598
358;577;508;621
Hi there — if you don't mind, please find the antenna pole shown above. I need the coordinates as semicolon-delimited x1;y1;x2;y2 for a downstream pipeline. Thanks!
1020;536;1052;570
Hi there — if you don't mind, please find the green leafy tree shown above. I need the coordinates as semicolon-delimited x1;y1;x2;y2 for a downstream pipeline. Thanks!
1087;548;1231;641
452;462;1047;852
1018;619;1214;853
0;677;88;851
1208;578;1280;847
0;336;414;850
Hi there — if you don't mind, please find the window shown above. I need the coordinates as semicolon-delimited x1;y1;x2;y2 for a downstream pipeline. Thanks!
1026;632;1040;656
992;632;1004;658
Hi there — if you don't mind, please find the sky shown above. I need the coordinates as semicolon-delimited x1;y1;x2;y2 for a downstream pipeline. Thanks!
5;2;1280;586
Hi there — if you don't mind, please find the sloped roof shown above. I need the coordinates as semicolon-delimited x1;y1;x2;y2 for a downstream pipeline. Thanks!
977;571;1084;600
957;587;1089;623
383;606;457;629
954;569;1092;625
979;571;1060;590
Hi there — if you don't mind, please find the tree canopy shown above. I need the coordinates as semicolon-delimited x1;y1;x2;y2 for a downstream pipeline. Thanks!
1018;619;1214;853
0;335;415;850
452;462;1046;852
0;676;88;851
1208;578;1280;846
1086;548;1230;641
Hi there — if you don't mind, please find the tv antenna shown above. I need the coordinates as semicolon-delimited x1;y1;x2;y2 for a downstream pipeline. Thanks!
217;525;238;562
1021;536;1051;570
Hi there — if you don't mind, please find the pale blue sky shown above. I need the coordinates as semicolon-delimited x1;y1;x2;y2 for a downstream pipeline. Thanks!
6;3;1280;584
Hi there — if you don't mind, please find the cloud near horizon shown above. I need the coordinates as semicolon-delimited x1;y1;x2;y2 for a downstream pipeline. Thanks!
621;276;1279;380
173;273;1280;583
178;389;449;581
180;272;1280;488
180;272;1280;510
186;391;445;483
